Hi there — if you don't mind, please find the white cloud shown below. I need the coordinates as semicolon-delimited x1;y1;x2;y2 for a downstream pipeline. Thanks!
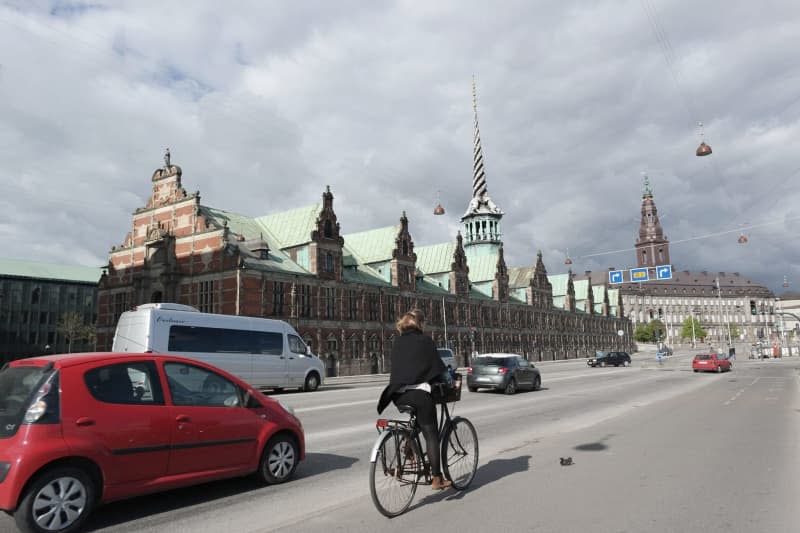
1;0;799;293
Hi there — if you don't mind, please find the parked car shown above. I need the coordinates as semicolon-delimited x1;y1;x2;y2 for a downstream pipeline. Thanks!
0;352;305;533
692;352;732;373
467;353;541;394
587;351;631;367
437;348;456;370
658;344;673;356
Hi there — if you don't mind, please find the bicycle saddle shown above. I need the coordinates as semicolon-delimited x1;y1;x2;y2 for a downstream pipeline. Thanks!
396;404;416;414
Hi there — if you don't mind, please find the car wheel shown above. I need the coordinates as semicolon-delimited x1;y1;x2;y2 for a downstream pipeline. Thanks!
504;378;517;395
258;433;299;484
303;371;320;392
716;365;722;373
468;386;479;393
693;369;699;373
623;360;631;367
532;376;541;391
599;361;606;368
15;466;95;533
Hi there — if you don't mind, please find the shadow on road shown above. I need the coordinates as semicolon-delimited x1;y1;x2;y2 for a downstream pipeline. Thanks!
83;453;358;532
411;454;532;509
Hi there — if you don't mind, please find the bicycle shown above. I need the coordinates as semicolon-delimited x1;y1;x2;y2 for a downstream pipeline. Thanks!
369;374;478;517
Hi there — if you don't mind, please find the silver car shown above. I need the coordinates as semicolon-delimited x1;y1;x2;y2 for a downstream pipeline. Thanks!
437;348;456;370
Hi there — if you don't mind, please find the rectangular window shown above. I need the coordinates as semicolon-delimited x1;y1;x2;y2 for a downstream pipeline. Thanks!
272;281;285;315
325;288;335;319
198;281;214;313
113;292;129;322
348;290;358;320
368;293;378;321
168;325;283;354
299;285;312;318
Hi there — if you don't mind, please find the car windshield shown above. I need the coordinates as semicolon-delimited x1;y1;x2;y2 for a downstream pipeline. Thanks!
595;352;608;359
0;364;52;438
472;357;509;366
438;349;453;358
695;354;711;360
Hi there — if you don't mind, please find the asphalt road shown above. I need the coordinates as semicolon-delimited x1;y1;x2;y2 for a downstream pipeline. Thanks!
2;351;798;533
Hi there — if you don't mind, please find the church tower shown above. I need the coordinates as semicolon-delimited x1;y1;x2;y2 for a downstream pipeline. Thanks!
461;78;504;264
635;175;671;268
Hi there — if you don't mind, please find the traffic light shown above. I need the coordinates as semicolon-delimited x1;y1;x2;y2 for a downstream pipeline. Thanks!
750;300;757;315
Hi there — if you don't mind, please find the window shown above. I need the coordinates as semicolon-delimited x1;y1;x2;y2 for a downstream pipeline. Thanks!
164;362;241;407
348;290;358;320
198;280;214;313
31;287;40;305
273;281;285;315
324;252;334;273
168;325;283;355
299;285;312;318
368;292;378;321
324;220;333;238
84;361;163;404
349;336;362;358
113;292;129;322
288;334;307;355
325;287;336;319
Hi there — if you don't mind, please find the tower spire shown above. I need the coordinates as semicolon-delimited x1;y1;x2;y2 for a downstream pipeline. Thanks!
472;76;488;200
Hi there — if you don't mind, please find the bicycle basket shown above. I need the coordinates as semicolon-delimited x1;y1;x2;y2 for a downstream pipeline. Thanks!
434;372;462;403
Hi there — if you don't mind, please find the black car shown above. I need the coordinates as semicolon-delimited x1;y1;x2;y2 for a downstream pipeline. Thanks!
467;353;541;394
587;351;631;367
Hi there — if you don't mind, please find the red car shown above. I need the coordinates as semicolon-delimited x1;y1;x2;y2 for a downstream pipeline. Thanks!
692;352;732;373
0;352;305;533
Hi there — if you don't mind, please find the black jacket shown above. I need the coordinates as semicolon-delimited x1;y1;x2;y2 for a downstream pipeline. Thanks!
377;330;446;414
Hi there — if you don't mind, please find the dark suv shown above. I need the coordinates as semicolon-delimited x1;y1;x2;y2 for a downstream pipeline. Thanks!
587;351;631;367
467;353;541;394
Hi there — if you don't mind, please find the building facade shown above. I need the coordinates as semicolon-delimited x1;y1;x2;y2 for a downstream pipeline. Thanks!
96;98;633;375
609;177;776;347
0;259;101;362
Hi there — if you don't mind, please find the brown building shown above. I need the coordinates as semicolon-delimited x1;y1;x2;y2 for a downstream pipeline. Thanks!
97;99;633;374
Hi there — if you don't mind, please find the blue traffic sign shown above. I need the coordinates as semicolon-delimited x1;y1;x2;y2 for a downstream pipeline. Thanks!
656;264;672;280
608;270;624;284
630;267;649;282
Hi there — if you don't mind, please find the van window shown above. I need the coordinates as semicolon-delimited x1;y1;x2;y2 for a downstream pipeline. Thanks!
288;335;307;355
168;325;283;355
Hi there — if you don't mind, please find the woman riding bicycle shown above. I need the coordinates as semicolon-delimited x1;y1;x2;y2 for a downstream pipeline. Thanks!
377;309;452;490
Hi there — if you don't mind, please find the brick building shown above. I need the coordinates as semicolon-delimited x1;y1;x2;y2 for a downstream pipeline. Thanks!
97;100;633;374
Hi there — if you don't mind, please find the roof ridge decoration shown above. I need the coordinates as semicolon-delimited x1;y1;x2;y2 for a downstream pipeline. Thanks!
462;77;503;220
494;243;509;301
449;231;470;297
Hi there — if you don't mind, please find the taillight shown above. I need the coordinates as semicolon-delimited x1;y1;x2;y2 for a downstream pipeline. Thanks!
467;367;473;374
23;371;60;425
376;419;389;428
498;367;509;374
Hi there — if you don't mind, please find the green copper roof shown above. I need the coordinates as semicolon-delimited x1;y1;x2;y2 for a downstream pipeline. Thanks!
256;204;321;249
467;254;497;283
343;265;390;286
343;225;399;264
573;279;590;300
0;259;101;283
548;273;570;297
415;242;456;275
508;266;534;288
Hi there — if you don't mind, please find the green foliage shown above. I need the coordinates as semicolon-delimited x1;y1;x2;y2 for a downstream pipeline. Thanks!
634;323;650;342
728;323;740;339
680;316;707;341
634;320;666;343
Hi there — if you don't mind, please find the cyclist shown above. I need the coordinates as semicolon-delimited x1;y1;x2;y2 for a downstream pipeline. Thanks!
377;309;452;490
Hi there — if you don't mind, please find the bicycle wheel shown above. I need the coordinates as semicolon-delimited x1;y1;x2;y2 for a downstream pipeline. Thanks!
441;417;478;490
370;429;419;517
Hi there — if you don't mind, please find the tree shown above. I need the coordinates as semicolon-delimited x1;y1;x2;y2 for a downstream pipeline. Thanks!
728;323;740;340
57;312;94;353
646;319;666;343
680;316;706;343
634;323;650;342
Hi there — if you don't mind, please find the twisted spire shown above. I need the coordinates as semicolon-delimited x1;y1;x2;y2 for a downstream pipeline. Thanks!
472;76;488;199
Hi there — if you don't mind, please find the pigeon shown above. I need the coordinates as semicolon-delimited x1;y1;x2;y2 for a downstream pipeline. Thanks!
560;457;574;466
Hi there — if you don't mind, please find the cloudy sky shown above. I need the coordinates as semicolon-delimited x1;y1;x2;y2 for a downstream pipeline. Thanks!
1;0;799;293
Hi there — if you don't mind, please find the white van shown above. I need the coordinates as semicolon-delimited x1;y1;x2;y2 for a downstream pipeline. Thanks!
112;303;325;392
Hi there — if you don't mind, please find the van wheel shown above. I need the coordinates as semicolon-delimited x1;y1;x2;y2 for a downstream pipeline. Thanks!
303;372;320;392
258;434;299;484
15;466;95;533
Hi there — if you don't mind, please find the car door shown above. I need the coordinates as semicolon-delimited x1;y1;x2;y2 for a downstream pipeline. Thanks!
516;357;533;388
163;361;263;476
61;359;172;486
251;330;289;388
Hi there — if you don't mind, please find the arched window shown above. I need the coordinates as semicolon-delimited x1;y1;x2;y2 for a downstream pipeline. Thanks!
402;240;409;256
324;252;334;273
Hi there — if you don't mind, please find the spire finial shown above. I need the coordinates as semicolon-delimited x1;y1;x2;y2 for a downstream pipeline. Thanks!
164;147;171;169
472;77;487;200
642;172;653;197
